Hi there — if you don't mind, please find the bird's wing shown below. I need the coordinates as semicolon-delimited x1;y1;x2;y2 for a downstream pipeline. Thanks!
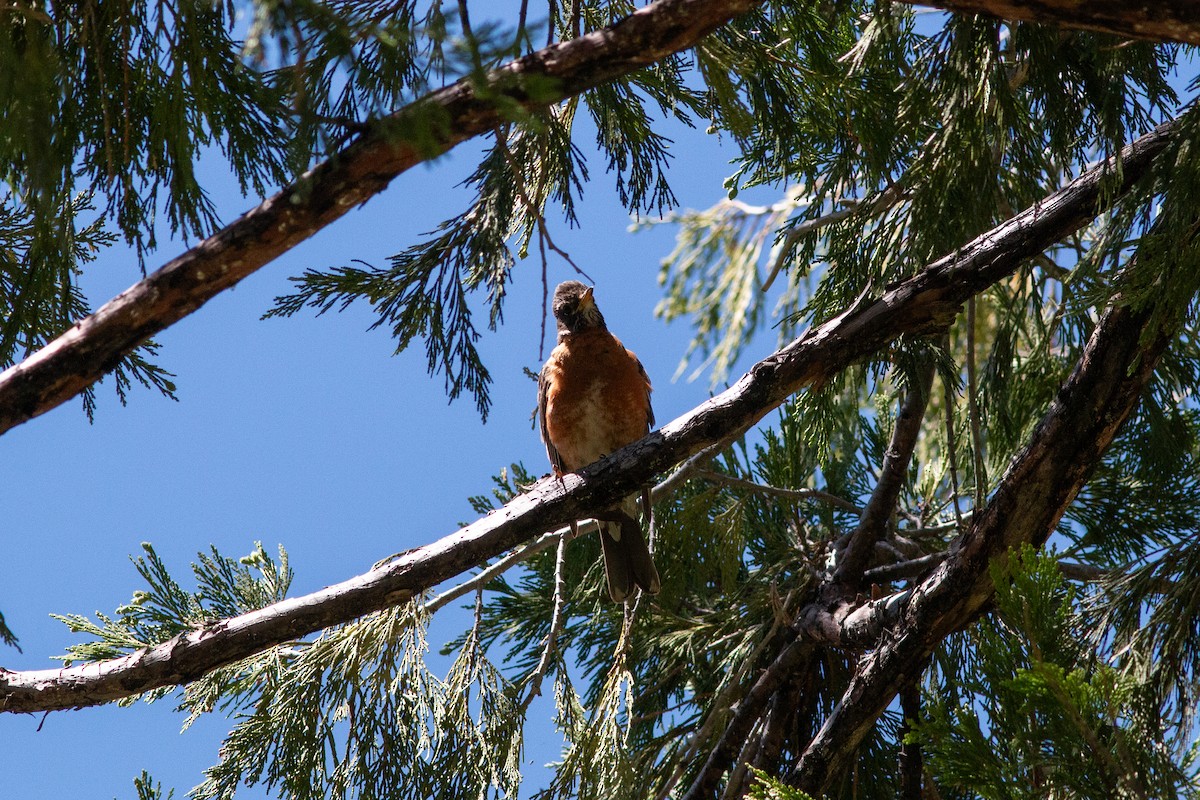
537;362;566;475
632;350;654;430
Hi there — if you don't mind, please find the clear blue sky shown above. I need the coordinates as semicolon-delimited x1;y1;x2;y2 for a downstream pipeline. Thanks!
0;53;771;799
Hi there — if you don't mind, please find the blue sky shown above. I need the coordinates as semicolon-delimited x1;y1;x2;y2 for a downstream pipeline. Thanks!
0;69;771;798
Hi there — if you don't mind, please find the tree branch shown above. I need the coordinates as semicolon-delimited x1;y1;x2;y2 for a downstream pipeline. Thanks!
894;0;1200;47
898;675;925;800
0;0;762;437
682;640;812;800
0;118;1178;715
832;359;937;585
694;468;863;514
790;243;1197;794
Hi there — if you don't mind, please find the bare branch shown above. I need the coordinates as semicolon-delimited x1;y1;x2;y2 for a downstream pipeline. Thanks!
519;533;569;711
0;0;763;437
422;521;595;616
0;117;1178;715
898;675;925;800
694;468;863;513
761;182;906;292
942;335;967;533
862;552;947;584
833;359;937;585
966;297;988;507
653;591;796;800
682;639;812;800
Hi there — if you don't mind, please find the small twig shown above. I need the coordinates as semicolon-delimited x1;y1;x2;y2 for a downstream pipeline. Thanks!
493;124;594;283
721;718;764;800
863;556;1168;591
966;297;988;507
694;468;864;513
862;552;946;583
472;585;485;630
874;540;910;563
904;520;960;537
456;0;475;42
942;334;966;534
898;671;925;800
653;434;738;498
518;0;531;47
761;183;906;292
422;520;596;615
680;638;811;800
539;225;551;360
519;533;569;710
654;588;799;800
752;681;795;773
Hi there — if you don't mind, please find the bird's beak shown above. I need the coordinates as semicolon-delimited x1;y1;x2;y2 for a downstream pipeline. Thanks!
580;287;595;309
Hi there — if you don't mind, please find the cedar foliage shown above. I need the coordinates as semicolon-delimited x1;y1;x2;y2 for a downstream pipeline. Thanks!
2;1;1200;798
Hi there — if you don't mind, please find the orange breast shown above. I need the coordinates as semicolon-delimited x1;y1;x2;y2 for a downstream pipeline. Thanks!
543;329;652;472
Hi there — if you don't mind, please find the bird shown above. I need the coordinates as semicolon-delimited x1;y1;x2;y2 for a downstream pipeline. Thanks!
537;280;661;602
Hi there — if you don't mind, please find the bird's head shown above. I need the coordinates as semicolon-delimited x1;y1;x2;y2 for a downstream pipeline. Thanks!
552;280;606;336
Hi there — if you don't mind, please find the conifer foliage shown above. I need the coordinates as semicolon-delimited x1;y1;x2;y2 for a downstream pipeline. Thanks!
3;1;1200;798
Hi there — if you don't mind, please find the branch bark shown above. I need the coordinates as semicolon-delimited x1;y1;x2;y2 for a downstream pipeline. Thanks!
683;640;812;800
894;0;1200;46
898;677;924;800
0;0;761;437
0;118;1178;715
789;249;1196;794
832;360;937;585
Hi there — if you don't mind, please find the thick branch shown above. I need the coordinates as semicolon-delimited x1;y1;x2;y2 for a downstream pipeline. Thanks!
0;118;1178;715
790;264;1194;794
675;120;1179;800
895;0;1200;46
0;0;761;436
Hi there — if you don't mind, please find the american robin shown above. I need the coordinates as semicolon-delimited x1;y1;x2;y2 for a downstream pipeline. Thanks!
537;281;661;602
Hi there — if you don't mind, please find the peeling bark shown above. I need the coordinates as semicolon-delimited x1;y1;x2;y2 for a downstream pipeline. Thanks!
0;118;1177;717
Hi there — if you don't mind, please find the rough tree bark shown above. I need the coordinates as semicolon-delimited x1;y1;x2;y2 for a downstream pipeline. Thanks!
894;0;1200;46
0;0;1191;437
0;118;1177;715
791;253;1192;794
0;0;761;437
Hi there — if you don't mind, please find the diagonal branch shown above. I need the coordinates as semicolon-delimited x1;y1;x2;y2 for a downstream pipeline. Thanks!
676;119;1180;800
682;639;812;800
893;0;1200;47
0;0;762;437
832;359;937;585
789;249;1198;794
0;117;1178;715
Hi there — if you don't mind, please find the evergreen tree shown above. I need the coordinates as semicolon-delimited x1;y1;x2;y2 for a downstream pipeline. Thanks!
3;1;1200;798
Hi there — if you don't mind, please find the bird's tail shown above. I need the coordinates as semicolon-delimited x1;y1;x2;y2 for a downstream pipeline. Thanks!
599;494;660;603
